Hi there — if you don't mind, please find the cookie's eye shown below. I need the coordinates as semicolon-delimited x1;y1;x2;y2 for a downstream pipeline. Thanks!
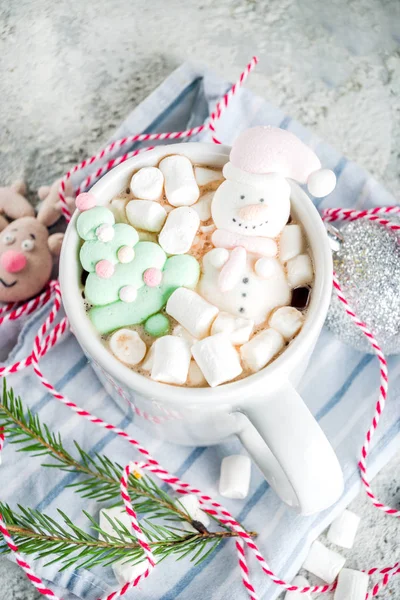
21;239;35;251
240;195;245;200
259;198;265;203
3;233;15;246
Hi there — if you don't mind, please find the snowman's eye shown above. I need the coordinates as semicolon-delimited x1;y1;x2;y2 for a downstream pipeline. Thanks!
260;198;265;203
240;195;245;200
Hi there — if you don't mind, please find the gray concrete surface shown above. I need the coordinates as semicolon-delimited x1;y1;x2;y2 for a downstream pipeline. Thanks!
0;0;399;598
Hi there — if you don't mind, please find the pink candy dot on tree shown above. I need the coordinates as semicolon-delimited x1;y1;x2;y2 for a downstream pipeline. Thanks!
143;267;162;287
95;259;114;279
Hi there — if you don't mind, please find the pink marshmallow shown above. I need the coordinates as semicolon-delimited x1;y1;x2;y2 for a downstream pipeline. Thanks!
143;267;162;287
212;229;277;257
218;246;247;292
76;192;97;211
95;259;114;279
0;250;27;273
229;126;321;184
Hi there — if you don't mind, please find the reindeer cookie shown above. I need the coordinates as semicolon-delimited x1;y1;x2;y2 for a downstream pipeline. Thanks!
0;182;63;303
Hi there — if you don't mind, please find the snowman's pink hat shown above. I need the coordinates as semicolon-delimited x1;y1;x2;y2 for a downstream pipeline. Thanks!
224;126;336;198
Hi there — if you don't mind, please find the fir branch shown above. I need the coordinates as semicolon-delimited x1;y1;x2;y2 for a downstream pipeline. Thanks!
0;380;257;572
0;381;256;535
0;380;190;524
0;502;239;571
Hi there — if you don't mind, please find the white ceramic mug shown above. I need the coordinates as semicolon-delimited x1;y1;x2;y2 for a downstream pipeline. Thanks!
60;142;344;515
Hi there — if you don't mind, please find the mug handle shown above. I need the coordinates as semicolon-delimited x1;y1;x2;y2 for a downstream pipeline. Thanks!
236;382;344;515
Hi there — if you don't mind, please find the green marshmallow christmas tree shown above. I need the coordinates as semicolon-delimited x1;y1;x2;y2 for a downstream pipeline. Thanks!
77;204;200;335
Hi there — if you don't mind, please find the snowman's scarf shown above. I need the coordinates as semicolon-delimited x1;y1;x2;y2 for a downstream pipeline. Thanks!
0;57;399;600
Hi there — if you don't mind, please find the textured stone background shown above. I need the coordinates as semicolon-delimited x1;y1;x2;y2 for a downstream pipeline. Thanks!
0;0;399;598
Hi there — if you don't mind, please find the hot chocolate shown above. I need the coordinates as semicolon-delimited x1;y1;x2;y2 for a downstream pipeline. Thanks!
76;126;336;387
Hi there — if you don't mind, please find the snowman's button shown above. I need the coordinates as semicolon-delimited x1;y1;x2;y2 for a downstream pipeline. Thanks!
243;277;249;284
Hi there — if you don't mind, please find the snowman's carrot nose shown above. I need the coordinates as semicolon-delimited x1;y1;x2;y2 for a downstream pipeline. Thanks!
238;204;269;221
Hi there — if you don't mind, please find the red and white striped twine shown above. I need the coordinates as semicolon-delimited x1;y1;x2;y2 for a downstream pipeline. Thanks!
0;59;398;598
322;207;400;520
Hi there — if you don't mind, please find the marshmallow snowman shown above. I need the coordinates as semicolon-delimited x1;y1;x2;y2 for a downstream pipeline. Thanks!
199;126;336;325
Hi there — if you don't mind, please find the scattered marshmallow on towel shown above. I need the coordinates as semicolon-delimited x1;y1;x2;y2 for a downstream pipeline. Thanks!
219;455;251;499
302;540;346;584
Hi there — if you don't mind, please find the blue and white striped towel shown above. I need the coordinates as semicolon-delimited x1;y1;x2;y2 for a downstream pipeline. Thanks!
1;62;400;600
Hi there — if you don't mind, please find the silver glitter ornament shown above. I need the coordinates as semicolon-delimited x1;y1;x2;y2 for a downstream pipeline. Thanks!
325;218;400;355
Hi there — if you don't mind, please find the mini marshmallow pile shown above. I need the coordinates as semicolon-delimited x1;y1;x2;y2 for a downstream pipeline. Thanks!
104;155;312;387
120;157;222;254
127;287;305;387
285;509;366;600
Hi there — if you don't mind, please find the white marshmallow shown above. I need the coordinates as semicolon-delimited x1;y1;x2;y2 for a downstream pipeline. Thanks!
173;324;198;346
307;168;336;198
159;155;199;207
302;540;346;584
191;333;243;387
284;576;312;600
114;559;148;586
219;455;251;499
254;257;283;279
109;329;146;366
279;224;304;262
327;510;361;549
269;306;304;340
141;344;155;371
206;247;229;268
99;507;150;584
130;166;164;201
110;197;129;223
176;494;211;532
192;191;213;221
211;312;254;345
187;361;207;387
151;335;191;384
287;254;314;288
126;199;167;233
159;207;200;254
194;166;223;186
334;569;369;600
167;288;219;339
240;329;284;373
